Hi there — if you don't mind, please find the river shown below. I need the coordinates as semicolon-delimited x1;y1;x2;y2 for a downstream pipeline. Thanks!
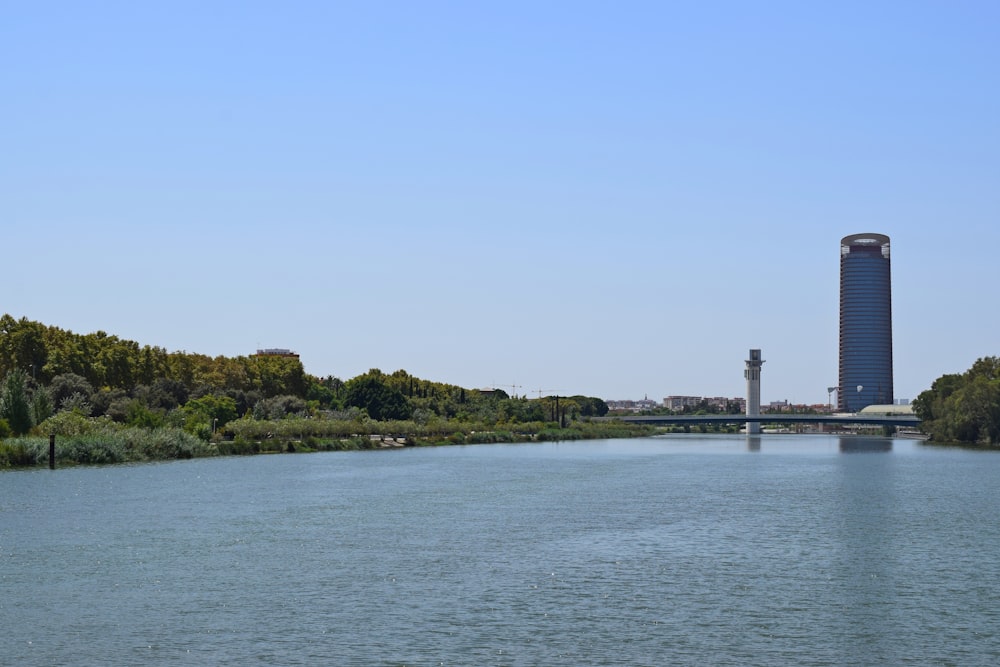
2;435;998;666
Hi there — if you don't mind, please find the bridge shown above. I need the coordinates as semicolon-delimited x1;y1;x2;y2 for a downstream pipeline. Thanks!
605;413;921;428
603;347;921;432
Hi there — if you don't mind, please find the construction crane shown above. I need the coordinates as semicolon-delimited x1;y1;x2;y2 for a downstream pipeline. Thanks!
490;382;523;399
503;383;523;399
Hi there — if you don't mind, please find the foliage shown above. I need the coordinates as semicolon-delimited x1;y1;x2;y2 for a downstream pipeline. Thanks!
59;391;93;416
252;395;307;420
343;370;412;421
0;315;614;431
91;387;128;417
0;315;309;400
1;368;34;435
0;440;34;467
38;410;113;436
134;379;189;410
306;375;341;408
913;357;1000;445
570;395;610;417
49;373;94;407
183;394;239;433
31;386;54;425
125;401;166;429
2;425;214;466
1;315;637;466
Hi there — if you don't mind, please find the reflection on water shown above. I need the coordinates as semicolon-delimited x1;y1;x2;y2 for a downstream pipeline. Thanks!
839;436;893;453
742;434;891;453
831;436;898;662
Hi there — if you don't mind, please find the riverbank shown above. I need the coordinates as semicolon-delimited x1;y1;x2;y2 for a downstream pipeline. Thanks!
0;420;658;468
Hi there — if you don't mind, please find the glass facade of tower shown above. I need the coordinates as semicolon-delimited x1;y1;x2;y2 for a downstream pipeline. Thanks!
839;233;893;412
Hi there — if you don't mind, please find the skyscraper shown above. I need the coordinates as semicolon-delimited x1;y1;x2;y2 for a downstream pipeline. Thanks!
839;233;893;412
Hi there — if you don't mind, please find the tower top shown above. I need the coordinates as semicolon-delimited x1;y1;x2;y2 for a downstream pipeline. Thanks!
841;233;890;258
841;233;889;246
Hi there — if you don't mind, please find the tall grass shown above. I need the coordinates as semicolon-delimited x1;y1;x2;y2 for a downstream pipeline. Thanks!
0;426;213;467
0;415;657;468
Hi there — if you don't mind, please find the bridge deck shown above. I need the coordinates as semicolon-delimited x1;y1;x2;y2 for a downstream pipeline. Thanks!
606;414;920;427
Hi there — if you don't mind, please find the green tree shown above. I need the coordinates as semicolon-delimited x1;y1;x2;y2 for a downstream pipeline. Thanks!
571;395;610;418
252;395;307;420
134;378;188;410
49;373;94;407
243;355;308;397
306;375;341;409
343;371;412;421
0;315;47;382
31;385;54;425
126;401;166;429
0;368;34;435
60;392;93;416
183;394;238;430
91;387;128;417
914;357;1000;445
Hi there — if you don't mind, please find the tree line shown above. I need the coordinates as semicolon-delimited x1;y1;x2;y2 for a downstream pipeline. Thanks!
0;315;610;448
913;356;1000;446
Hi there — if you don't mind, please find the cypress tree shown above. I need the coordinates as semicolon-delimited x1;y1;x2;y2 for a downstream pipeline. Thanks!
1;368;34;436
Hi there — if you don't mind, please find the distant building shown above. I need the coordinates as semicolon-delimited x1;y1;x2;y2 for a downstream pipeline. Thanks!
663;395;746;413
609;395;744;413
607;399;660;412
710;396;746;413
839;233;893;412
476;388;502;398
606;400;638;411
664;396;702;411
254;348;300;358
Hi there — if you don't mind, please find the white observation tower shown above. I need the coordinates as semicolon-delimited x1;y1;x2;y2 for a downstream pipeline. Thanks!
745;349;764;434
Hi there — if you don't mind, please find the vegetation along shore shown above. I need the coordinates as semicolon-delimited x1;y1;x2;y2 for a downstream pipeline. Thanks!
0;315;652;467
2;315;997;466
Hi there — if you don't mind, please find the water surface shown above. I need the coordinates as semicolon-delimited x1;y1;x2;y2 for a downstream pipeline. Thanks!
2;435;998;665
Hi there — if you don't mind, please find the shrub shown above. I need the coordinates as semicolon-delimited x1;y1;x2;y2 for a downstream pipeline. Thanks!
38;411;114;436
2;425;214;466
216;438;260;456
125;402;165;429
0;441;36;467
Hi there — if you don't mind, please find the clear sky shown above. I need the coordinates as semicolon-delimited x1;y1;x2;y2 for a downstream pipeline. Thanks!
3;1;998;404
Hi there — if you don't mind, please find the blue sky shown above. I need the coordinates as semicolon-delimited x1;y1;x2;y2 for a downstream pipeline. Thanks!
3;1;998;404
